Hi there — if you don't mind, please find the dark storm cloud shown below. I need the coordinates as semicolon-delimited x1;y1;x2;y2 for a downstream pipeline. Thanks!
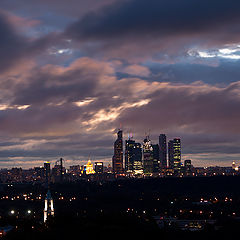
0;11;55;73
11;57;116;106
0;12;28;71
65;0;240;58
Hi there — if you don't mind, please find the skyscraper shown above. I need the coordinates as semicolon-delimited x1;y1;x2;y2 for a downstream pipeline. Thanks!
142;136;154;174
112;129;124;174
44;162;51;187
159;134;167;168
168;138;181;175
152;144;160;173
125;137;142;175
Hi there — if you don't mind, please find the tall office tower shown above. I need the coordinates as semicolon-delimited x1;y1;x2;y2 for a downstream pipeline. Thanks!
143;136;154;174
168;140;174;169
168;138;181;175
44;162;51;186
43;189;54;223
152;144;160;173
159;134;167;168
125;138;143;174
112;129;124;174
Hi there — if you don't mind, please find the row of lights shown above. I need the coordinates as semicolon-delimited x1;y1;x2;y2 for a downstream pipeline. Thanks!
9;209;33;215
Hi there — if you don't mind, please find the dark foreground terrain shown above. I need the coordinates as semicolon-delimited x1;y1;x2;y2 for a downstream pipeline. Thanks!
1;175;240;239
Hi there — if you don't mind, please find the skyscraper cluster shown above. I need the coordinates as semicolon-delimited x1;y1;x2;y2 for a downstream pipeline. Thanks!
112;130;183;176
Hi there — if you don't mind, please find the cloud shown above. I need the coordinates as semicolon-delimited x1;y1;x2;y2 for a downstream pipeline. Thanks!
118;81;240;135
0;11;56;73
121;64;151;77
65;0;240;60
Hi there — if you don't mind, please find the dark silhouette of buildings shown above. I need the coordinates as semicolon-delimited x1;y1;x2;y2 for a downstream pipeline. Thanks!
44;162;51;186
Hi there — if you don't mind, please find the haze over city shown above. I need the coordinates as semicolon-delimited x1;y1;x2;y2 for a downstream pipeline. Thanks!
0;0;240;169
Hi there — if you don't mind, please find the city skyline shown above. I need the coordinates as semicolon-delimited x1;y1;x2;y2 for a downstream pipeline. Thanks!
1;0;240;168
0;130;239;170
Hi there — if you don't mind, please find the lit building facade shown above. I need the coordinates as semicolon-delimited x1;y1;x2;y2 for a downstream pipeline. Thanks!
85;159;95;175
125;138;143;175
112;129;124;174
168;138;181;175
143;136;154;174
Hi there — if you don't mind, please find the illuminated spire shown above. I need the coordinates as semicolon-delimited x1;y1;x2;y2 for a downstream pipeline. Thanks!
43;189;54;223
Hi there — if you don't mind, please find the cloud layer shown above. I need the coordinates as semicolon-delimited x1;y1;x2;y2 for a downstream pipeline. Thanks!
0;0;240;168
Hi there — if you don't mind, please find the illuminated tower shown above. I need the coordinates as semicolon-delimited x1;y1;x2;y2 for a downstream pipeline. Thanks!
168;138;181;175
86;159;95;175
43;190;54;223
125;137;142;175
112;129;124;174
142;136;154;174
159;134;167;168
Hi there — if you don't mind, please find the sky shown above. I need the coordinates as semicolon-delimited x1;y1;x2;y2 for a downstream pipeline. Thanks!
0;0;240;168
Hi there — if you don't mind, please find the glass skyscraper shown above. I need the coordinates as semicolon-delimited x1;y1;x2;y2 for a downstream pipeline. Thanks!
112;129;124;174
168;138;181;175
125;138;143;175
159;134;167;168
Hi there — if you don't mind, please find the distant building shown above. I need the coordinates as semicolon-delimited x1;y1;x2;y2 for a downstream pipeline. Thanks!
112;129;124;174
159;134;167;168
44;162;51;186
34;167;45;182
69;165;81;175
94;162;104;174
85;159;95;175
52;164;66;183
168;138;181;175
184;159;192;176
43;190;54;223
125;137;143;175
152;144;160;173
143;136;154;174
